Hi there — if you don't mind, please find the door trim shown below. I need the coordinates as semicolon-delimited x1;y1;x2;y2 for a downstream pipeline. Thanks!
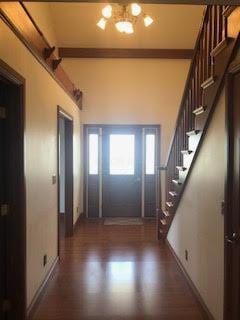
57;106;74;254
224;62;240;320
0;59;26;319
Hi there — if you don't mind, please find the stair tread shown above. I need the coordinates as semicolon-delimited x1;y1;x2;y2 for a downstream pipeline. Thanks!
169;191;178;197
166;201;174;207
193;105;206;115
176;166;187;171
181;150;193;155
160;218;168;226
172;179;182;185
186;130;200;136
163;210;171;217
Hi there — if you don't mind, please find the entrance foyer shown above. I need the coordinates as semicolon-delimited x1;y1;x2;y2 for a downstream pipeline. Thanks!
31;220;206;320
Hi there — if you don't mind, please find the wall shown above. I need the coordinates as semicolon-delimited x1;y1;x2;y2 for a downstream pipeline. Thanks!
63;58;190;164
0;20;83;306
167;89;226;320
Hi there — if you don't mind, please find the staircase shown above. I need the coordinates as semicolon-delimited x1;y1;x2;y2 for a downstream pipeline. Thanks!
157;5;240;239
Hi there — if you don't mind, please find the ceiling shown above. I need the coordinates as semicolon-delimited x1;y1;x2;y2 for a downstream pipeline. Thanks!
27;3;205;49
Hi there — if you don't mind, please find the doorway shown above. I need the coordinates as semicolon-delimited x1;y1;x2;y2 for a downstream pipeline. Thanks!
0;60;26;319
84;125;160;218
57;107;74;249
224;67;240;320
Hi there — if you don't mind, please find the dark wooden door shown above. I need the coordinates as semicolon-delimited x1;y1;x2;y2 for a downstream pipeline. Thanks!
102;126;142;217
225;71;240;320
0;82;7;320
0;71;25;320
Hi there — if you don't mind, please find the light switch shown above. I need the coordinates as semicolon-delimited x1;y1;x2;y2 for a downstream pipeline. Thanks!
52;175;57;184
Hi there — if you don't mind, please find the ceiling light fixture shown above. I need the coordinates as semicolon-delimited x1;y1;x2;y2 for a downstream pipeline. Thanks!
97;3;154;34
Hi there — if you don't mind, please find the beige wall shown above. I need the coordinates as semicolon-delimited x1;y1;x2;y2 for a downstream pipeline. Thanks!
167;89;226;320
63;58;190;163
0;20;83;306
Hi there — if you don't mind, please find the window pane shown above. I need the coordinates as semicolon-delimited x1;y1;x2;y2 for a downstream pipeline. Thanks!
89;134;98;174
110;134;135;175
146;134;155;174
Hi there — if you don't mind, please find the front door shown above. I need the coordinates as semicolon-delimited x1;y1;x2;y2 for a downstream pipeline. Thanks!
85;124;160;218
102;126;142;217
225;70;240;319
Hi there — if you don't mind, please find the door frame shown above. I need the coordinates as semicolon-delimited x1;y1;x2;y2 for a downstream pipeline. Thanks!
57;106;74;253
0;59;26;319
84;124;161;218
224;61;240;320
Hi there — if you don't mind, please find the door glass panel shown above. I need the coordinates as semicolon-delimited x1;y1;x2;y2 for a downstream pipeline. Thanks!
89;134;98;174
146;134;155;175
110;134;135;175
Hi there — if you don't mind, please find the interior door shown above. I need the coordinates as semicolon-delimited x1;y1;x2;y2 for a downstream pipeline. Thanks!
225;71;240;320
102;126;142;217
0;82;7;320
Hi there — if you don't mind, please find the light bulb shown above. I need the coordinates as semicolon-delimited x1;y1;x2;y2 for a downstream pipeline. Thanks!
115;21;134;34
124;21;134;34
131;3;142;16
115;21;125;33
97;18;107;30
102;5;112;19
144;15;153;27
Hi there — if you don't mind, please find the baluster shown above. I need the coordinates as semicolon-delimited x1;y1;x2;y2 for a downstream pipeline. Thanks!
212;6;218;49
218;6;223;43
203;21;208;82
222;6;227;40
207;8;212;78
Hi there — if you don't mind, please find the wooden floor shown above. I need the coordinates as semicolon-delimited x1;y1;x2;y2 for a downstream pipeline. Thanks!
32;219;207;320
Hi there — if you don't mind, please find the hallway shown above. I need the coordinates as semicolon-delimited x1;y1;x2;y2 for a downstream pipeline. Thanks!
31;220;206;320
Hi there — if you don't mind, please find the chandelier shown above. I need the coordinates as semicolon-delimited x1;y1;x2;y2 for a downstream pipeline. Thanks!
97;3;154;34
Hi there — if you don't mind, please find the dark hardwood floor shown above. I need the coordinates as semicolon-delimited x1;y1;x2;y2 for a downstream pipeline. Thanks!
31;219;206;320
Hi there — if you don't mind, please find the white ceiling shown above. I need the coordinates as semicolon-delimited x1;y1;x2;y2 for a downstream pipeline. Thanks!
26;3;205;49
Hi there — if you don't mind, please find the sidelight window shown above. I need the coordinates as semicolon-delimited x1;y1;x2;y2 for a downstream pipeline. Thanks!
145;134;155;175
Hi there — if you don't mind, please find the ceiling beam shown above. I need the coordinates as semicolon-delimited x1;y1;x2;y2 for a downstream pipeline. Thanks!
17;1;240;6
59;48;194;59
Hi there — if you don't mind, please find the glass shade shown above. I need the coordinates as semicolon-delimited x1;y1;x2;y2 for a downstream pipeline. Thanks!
131;3;142;16
115;21;134;34
102;5;112;19
97;18;107;30
144;15;153;27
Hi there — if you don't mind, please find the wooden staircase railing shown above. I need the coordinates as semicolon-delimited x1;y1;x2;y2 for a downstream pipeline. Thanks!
158;5;240;239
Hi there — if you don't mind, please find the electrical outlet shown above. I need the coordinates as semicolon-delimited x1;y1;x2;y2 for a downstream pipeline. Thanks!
185;250;188;261
43;254;47;267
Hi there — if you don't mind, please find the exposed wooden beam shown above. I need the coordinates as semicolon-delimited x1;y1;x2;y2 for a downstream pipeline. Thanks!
0;2;83;109
59;48;194;59
15;1;240;6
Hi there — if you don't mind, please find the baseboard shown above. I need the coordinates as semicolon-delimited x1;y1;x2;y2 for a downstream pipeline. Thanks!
166;240;215;320
27;256;59;319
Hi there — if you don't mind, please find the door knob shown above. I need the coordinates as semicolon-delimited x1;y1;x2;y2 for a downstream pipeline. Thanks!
225;232;240;244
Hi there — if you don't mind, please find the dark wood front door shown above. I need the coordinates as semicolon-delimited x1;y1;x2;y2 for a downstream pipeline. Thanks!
85;124;160;218
102;126;142;217
225;70;240;320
